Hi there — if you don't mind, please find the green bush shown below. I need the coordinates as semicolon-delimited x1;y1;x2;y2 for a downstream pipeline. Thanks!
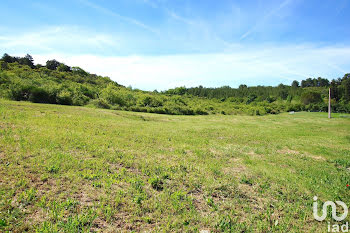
0;61;8;70
56;90;73;105
89;98;111;109
100;87;126;106
72;94;90;106
301;91;323;105
148;177;164;191
28;87;51;103
139;95;164;107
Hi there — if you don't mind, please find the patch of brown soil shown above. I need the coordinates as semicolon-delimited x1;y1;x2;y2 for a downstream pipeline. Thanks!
223;165;246;176
209;148;221;156
73;188;95;207
0;122;15;129
222;157;246;176
308;155;326;161
26;209;48;228
278;148;326;161
277;148;300;155
246;150;264;158
237;183;265;211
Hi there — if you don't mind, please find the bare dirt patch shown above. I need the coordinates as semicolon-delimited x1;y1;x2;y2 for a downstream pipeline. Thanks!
307;154;326;161
26;209;48;229
246;150;264;158
222;157;246;176
223;165;246;176
278;148;326;161
0;122;15;129
277;148;300;155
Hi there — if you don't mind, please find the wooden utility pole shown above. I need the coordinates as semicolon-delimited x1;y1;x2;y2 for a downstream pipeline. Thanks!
328;88;331;119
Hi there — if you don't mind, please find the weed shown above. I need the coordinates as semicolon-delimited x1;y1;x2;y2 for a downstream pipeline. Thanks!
240;175;254;186
18;188;36;206
148;176;164;191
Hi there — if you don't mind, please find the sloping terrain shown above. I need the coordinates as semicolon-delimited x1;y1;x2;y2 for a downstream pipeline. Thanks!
0;100;350;232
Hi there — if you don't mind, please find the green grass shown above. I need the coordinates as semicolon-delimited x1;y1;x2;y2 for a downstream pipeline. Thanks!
0;99;349;232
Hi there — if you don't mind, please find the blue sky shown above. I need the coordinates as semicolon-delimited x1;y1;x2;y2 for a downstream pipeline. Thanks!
1;0;350;90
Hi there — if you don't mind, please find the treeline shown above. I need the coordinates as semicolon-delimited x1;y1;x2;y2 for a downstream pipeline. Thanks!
0;53;349;115
165;77;348;101
164;76;350;113
1;53;88;73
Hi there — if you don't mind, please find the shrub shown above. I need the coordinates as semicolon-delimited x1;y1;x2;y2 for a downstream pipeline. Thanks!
152;107;166;114
139;95;164;107
100;86;126;106
123;93;137;107
270;109;279;114
286;103;302;112
195;108;208;115
89;98;111;109
56;90;73;105
0;61;8;70
28;87;51;103
72;94;90;106
8;84;34;101
334;103;350;113
301;91;323;105
148;177;164;191
246;94;257;104
266;96;277;103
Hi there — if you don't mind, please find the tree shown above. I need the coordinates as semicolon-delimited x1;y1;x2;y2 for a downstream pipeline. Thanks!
291;80;299;88
0;53;35;68
18;54;35;68
246;94;257;104
278;83;287;88
25;54;34;64
342;74;350;102
72;67;88;76
300;91;323;105
316;77;329;87
35;64;44;69
330;79;340;101
279;89;289;99
301;78;313;87
0;61;8;70
173;87;186;95
46;59;61;70
25;54;35;68
1;53;16;63
57;63;72;72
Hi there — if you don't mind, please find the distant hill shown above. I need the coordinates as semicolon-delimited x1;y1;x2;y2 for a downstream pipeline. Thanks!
0;53;349;115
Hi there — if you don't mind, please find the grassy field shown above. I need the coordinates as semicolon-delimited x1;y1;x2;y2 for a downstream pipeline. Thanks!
0;99;349;232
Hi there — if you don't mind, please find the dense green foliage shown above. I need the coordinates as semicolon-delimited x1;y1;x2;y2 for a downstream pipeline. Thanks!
165;76;350;113
1;53;349;115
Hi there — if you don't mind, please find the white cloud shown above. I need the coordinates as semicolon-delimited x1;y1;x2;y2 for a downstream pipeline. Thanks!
78;0;159;35
28;44;350;91
240;0;294;40
1;25;349;91
0;26;120;54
